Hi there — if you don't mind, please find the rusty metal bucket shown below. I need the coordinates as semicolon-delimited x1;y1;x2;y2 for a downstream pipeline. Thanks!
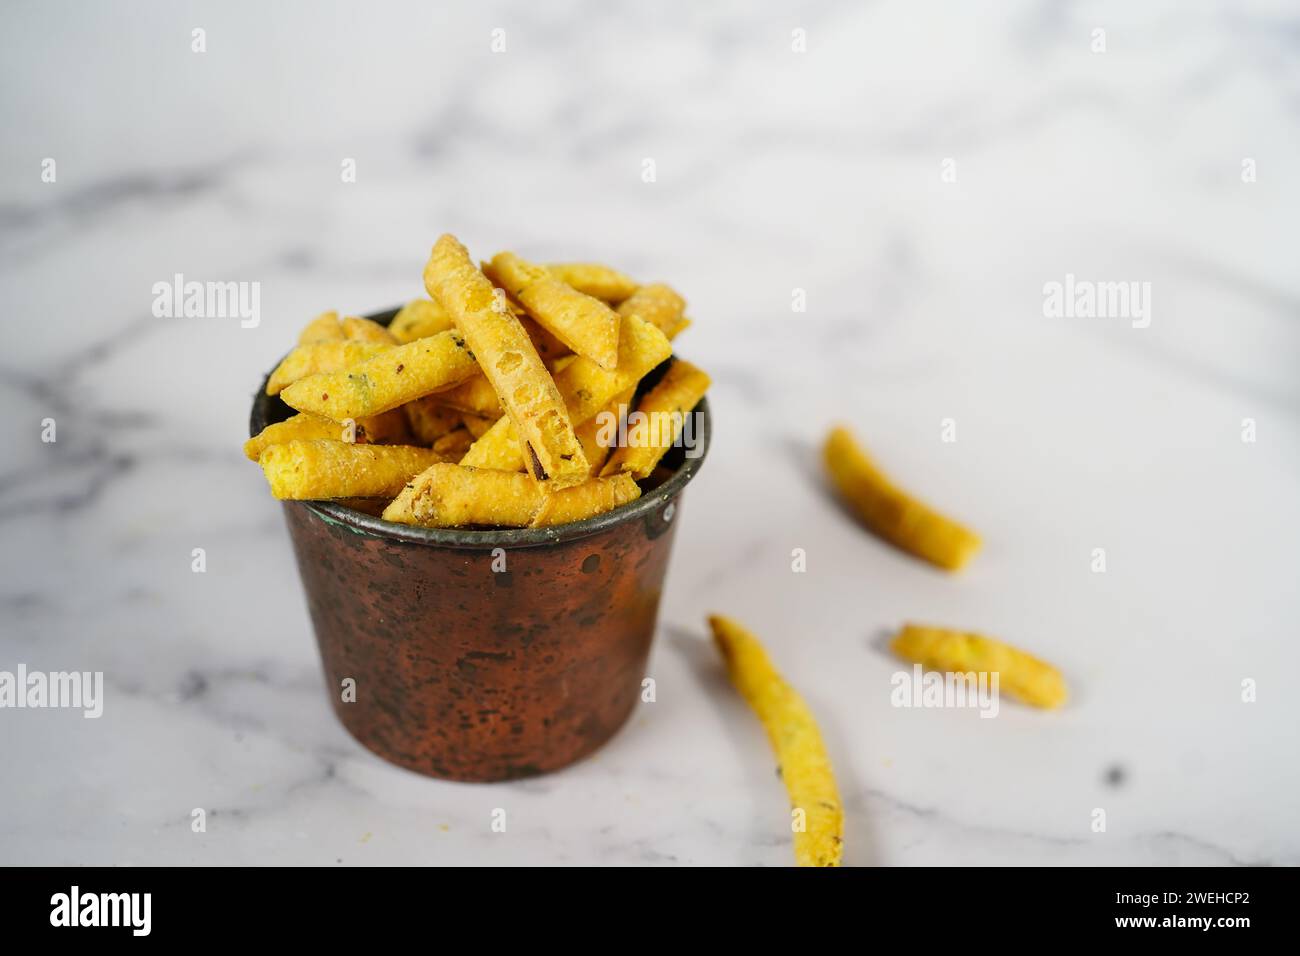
249;307;710;781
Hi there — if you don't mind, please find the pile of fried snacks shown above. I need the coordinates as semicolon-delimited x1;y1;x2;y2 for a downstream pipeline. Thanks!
709;615;844;867
246;235;711;529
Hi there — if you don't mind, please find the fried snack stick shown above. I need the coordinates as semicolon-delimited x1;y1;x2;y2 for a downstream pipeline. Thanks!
601;360;710;480
546;262;639;303
485;252;620;371
244;411;410;460
576;391;630;476
383;464;540;527
381;464;637;528
891;624;1068;709
460;314;672;472
298;310;345;344
402;396;463;445
425;235;588;485
617;283;691;339
342;315;398;344
432;428;475;460
389;298;455;343
708;615;843;868
258;440;445;500
822;426;981;572
433;318;568;417
280;330;480;421
265;341;390;395
531;474;639;527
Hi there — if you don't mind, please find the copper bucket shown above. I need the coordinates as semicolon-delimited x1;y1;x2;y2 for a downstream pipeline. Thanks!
249;307;710;781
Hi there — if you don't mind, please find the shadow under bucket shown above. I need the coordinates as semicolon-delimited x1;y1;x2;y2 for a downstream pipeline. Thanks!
250;307;710;782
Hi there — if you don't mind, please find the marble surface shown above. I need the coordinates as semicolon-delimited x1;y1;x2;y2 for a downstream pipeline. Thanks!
2;0;1298;866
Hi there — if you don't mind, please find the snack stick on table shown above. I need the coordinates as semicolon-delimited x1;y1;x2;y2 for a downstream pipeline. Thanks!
266;341;390;396
823;425;981;572
708;615;844;867
425;234;588;486
601;359;710;480
486;252;621;371
279;330;480;421
891;624;1068;709
258;440;446;500
546;262;639;303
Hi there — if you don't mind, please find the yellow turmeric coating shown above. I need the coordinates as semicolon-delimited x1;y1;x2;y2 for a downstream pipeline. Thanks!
617;283;690;340
546;262;639;302
244;411;410;461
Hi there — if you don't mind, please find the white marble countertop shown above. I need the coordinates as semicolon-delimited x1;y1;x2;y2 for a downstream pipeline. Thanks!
2;0;1297;866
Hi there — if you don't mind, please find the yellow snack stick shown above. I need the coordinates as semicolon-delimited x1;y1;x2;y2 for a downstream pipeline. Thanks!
431;428;475;460
530;474;640;527
244;411;413;461
297;310;345;345
425;234;588;486
389;298;455;343
280;330;480;421
601;359;710;480
434;373;505;418
258;440;445;500
265;341;390;396
546;262;639;302
460;413;497;439
342;315;398;344
382;464;542;528
402;396;463;446
822;425;981;572
576;392;629;476
485;251;620;371
460;315;672;472
617;283;690;340
708;615;843;868
891;624;1068;709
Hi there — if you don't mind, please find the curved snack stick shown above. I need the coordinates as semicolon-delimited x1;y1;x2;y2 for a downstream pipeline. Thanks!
546;262;639;303
298;310;345;345
822;425;981;572
891;624;1068;709
266;341;390;395
425;235;588;486
280;330;480;421
460;315;672;472
389;298;455;343
530;474;640;527
708;615;844;868
244;410;410;460
342;315;398;344
617;283;690;340
382;464;542;528
601;359;710;480
485;252;621;370
258;440;445;500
